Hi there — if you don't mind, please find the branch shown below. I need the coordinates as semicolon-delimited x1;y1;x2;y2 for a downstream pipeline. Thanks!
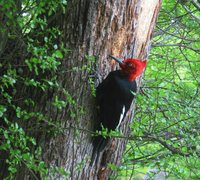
156;26;200;42
191;0;200;10
182;4;200;21
145;134;190;157
127;148;165;163
152;43;200;53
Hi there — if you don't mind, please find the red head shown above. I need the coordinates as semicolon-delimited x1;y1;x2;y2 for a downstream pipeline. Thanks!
109;55;147;81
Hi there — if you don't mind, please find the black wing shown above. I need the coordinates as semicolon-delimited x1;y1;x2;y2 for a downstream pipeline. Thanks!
91;71;137;165
96;71;136;130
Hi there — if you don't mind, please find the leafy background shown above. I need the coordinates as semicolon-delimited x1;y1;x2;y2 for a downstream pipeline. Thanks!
0;0;199;179
120;0;200;179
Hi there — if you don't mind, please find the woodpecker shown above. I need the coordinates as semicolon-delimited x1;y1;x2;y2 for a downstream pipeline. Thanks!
91;55;147;164
97;55;146;131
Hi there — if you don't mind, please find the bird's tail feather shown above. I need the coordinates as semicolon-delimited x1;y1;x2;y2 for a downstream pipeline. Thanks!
90;135;109;166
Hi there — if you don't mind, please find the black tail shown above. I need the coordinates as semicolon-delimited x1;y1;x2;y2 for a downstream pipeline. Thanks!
90;135;109;166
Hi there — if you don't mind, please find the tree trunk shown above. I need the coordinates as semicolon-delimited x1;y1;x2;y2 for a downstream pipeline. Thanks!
42;0;162;179
0;0;162;179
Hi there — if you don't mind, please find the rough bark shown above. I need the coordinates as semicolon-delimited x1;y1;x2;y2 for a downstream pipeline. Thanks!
0;0;162;179
42;0;162;179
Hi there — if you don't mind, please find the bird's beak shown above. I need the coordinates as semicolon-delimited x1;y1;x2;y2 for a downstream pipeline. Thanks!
109;55;124;65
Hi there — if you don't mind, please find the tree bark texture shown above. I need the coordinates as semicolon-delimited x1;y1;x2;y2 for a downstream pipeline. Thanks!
0;0;162;179
42;0;162;179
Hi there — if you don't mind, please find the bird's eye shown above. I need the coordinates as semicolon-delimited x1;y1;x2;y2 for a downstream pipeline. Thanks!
127;63;133;67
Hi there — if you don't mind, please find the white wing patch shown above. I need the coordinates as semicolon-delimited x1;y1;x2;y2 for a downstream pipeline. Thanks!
116;105;125;129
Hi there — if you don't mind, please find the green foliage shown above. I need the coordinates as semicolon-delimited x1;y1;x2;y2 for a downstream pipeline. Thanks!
119;0;200;179
0;120;48;179
85;55;96;97
94;126;123;139
0;0;71;178
1;0;199;179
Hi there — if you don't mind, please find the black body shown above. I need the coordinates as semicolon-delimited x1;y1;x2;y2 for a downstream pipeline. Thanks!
91;70;137;165
96;70;137;130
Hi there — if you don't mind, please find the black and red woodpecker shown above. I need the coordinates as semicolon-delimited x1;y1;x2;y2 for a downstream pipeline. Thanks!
91;55;147;163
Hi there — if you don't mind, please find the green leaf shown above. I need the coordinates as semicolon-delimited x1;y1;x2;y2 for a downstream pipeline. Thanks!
54;50;63;58
0;105;7;117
